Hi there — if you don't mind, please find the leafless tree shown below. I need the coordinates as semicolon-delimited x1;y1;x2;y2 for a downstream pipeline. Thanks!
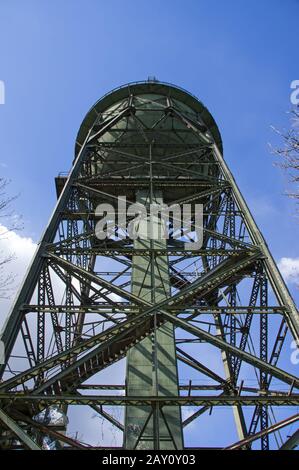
271;109;299;205
0;178;22;298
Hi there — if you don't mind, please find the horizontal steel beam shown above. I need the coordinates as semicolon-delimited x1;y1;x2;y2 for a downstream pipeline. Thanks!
49;247;250;257
21;305;284;315
1;394;298;407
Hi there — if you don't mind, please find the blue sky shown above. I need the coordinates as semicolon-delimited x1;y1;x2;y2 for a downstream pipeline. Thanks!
0;0;298;448
0;0;298;273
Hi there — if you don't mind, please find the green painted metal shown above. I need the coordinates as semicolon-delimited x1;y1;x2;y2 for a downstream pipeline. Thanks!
75;80;223;158
0;409;41;450
0;80;298;450
280;428;299;450
125;190;183;449
0;394;298;406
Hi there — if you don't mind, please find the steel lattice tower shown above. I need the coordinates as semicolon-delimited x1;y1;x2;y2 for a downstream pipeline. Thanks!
0;80;298;450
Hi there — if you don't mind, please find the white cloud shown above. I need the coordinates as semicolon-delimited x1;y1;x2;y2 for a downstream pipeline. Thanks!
0;225;125;445
0;225;36;329
278;257;299;284
0;225;36;263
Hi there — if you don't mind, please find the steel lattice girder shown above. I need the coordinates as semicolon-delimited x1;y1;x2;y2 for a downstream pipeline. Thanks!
2;255;298;394
0;80;298;450
0;409;41;450
0;394;298;407
1;307;298;395
0;105;134;371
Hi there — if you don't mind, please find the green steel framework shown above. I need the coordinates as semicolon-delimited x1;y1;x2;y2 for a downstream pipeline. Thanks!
0;80;298;450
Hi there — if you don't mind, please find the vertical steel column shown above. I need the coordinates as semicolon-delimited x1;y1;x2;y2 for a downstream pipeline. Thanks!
260;276;269;449
124;190;183;450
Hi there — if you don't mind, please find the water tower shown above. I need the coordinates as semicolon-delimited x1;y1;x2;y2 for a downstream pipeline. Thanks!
0;80;298;450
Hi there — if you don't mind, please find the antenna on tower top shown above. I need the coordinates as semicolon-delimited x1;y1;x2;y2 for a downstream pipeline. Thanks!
147;75;158;82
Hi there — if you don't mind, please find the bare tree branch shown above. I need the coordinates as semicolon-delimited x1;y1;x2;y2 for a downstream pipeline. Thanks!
270;109;299;204
0;178;22;298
